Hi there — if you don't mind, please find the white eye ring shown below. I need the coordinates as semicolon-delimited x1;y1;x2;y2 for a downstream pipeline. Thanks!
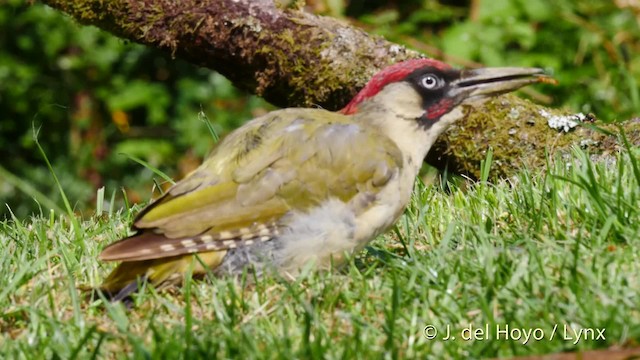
421;75;440;89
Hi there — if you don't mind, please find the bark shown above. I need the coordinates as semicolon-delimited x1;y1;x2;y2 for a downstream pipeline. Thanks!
39;0;640;179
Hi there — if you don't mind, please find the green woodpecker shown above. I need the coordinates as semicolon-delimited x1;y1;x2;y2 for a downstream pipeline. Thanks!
99;59;547;300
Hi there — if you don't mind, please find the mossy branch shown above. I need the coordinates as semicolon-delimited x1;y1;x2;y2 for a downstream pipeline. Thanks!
39;0;640;179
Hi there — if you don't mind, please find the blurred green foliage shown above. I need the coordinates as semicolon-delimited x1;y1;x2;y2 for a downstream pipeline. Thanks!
1;0;639;219
0;1;270;219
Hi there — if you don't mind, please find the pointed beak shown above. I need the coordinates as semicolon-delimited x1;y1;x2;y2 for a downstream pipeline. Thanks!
449;67;550;102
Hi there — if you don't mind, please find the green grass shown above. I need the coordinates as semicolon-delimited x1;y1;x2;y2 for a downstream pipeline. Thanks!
0;146;639;359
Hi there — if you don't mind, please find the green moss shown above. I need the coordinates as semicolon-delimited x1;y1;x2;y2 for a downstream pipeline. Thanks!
440;95;640;180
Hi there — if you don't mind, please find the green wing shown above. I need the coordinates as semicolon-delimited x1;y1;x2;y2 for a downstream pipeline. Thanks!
99;108;403;261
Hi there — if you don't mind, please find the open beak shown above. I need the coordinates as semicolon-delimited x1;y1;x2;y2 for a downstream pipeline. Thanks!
449;67;551;103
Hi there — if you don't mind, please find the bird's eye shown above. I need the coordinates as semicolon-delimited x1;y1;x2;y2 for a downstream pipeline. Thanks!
420;74;440;89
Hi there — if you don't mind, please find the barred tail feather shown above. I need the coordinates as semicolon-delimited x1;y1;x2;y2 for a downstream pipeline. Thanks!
98;251;227;301
100;225;278;262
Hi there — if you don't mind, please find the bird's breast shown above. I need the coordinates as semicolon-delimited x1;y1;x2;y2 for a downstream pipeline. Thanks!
275;166;416;273
214;166;418;277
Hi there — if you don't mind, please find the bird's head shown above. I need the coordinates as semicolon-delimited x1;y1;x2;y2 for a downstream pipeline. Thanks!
341;58;548;131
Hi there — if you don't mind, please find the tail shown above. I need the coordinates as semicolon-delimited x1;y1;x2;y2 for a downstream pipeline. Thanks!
98;251;227;302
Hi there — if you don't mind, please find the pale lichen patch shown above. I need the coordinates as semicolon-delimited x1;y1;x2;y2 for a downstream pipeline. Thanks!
540;110;585;132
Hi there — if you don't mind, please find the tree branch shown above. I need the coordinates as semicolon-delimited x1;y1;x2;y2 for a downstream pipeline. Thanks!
39;0;640;179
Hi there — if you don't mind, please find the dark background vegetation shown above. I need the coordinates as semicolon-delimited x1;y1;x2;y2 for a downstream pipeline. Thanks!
1;0;639;219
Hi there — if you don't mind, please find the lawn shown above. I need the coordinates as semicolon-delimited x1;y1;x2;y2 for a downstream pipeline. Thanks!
1;145;638;359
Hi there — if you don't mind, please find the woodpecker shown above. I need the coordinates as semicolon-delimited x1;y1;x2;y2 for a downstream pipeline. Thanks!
98;59;548;300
